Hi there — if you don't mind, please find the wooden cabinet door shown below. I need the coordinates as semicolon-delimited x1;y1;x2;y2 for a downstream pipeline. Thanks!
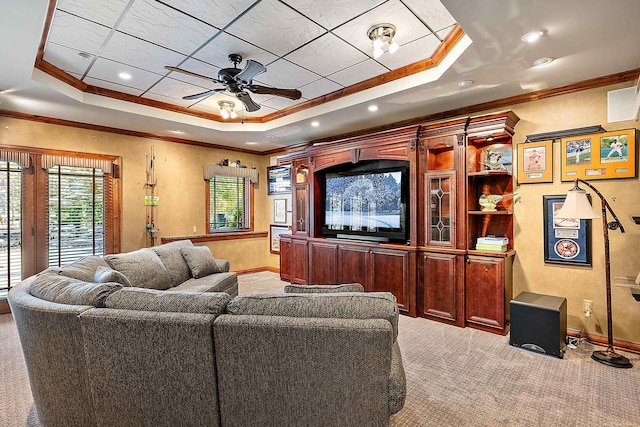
291;239;309;285
420;252;465;327
465;255;507;332
370;248;413;314
338;245;370;290
279;236;291;282
309;241;338;284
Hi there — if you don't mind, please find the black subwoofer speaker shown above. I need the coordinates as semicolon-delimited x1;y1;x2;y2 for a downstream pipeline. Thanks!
509;291;567;359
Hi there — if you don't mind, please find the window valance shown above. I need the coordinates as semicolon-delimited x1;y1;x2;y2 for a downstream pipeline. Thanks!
0;150;30;168
204;164;259;183
41;154;115;174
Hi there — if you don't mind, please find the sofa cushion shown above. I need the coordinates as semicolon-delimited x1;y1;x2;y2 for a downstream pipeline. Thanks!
104;249;172;290
105;287;230;315
168;272;238;296
44;256;111;282
29;273;122;307
284;283;365;293
151;240;194;287
179;246;223;278
93;266;132;287
226;292;399;340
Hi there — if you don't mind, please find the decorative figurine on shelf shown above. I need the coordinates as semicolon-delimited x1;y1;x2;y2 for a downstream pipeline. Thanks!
479;193;520;211
235;160;247;168
481;149;508;171
218;159;229;166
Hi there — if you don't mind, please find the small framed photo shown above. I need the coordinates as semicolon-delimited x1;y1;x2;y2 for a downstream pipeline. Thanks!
543;195;592;266
270;224;290;254
267;165;291;195
273;199;287;224
517;140;553;183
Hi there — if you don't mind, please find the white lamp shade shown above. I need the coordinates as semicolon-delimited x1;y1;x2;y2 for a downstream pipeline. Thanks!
554;187;599;219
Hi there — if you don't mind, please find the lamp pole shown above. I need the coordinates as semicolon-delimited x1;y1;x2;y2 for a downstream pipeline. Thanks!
573;179;631;368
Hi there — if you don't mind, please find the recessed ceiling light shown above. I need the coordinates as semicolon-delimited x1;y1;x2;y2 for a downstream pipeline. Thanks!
533;57;554;66
265;135;276;139
311;121;320;127
457;80;473;88
246;141;258;145
521;30;544;43
169;130;185;134
368;105;379;112
118;72;132;80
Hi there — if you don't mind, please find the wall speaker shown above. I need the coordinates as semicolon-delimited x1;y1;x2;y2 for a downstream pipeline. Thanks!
607;85;640;123
509;292;567;359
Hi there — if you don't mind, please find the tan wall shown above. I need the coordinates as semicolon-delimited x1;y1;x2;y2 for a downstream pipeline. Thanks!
0;117;276;272
504;82;640;344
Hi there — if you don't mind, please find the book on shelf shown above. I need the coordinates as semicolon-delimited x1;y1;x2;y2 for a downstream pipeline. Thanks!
475;243;508;252
476;236;509;245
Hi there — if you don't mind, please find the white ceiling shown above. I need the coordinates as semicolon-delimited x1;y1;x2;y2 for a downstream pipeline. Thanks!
1;0;639;153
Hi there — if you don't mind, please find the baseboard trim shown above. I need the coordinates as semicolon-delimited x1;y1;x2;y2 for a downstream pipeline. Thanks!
236;266;280;275
567;328;640;354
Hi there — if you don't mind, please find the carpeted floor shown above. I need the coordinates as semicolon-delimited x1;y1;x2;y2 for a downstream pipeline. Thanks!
1;271;639;426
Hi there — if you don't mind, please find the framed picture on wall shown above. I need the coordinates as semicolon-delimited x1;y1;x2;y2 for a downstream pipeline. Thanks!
270;224;290;254
267;165;291;195
543;195;592;266
273;199;287;223
517;140;553;183
560;129;636;181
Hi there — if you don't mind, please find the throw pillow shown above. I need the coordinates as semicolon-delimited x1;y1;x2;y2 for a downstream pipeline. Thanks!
93;266;132;287
29;273;122;307
180;246;222;278
54;255;111;282
105;287;231;315
151;240;194;287
104;249;172;290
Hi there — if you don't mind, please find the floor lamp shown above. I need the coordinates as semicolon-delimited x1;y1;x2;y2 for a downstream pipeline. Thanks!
555;178;631;368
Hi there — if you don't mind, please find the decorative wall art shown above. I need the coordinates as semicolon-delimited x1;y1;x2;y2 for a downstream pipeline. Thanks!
267;165;291;195
270;224;290;254
517;140;553;183
273;199;287;224
543;195;592;266
560;129;636;181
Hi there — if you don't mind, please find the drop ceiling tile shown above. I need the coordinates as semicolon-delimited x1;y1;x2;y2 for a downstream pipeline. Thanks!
141;92;195;108
43;43;94;75
194;32;278;69
254;59;320;89
56;0;130;28
261;96;305;110
284;33;368;76
86;57;162;91
117;0;217;56
401;0;456;32
298;78;343;99
47;10;111;55
282;0;386;30
160;0;259;28
148;77;212;100
327;59;388;87
83;77;144;96
100;31;186;75
332;0;433;54
377;33;441;69
225;0;326;56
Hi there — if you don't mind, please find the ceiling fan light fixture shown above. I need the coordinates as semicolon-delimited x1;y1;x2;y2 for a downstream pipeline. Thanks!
368;23;398;59
218;100;237;120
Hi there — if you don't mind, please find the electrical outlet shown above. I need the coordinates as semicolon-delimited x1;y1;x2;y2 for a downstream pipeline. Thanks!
583;299;593;315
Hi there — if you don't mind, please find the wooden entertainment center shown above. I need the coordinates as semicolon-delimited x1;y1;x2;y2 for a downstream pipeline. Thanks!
278;111;519;334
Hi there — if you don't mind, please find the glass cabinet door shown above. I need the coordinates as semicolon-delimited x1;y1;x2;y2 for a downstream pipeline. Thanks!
426;172;455;246
293;164;308;235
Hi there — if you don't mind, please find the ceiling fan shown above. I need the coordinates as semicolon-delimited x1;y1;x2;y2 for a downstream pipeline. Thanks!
165;54;302;113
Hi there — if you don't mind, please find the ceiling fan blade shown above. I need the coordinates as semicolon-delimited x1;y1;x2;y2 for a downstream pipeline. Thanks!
235;60;267;85
165;66;216;82
236;91;261;112
182;88;225;100
247;85;302;100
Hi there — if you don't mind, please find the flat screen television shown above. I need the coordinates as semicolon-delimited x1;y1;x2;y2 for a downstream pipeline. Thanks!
321;160;409;243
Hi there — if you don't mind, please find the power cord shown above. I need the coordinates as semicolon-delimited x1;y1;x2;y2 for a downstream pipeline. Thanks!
567;310;591;349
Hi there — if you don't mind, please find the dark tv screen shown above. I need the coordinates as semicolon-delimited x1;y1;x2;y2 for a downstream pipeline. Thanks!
322;163;408;242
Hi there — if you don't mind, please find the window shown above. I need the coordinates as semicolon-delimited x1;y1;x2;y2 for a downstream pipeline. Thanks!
48;166;105;267
0;161;22;298
208;176;251;232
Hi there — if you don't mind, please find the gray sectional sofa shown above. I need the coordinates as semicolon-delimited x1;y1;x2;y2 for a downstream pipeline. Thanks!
8;243;406;427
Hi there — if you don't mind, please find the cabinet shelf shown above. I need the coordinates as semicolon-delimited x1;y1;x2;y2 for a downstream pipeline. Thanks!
467;171;512;177
468;249;516;257
468;210;513;215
